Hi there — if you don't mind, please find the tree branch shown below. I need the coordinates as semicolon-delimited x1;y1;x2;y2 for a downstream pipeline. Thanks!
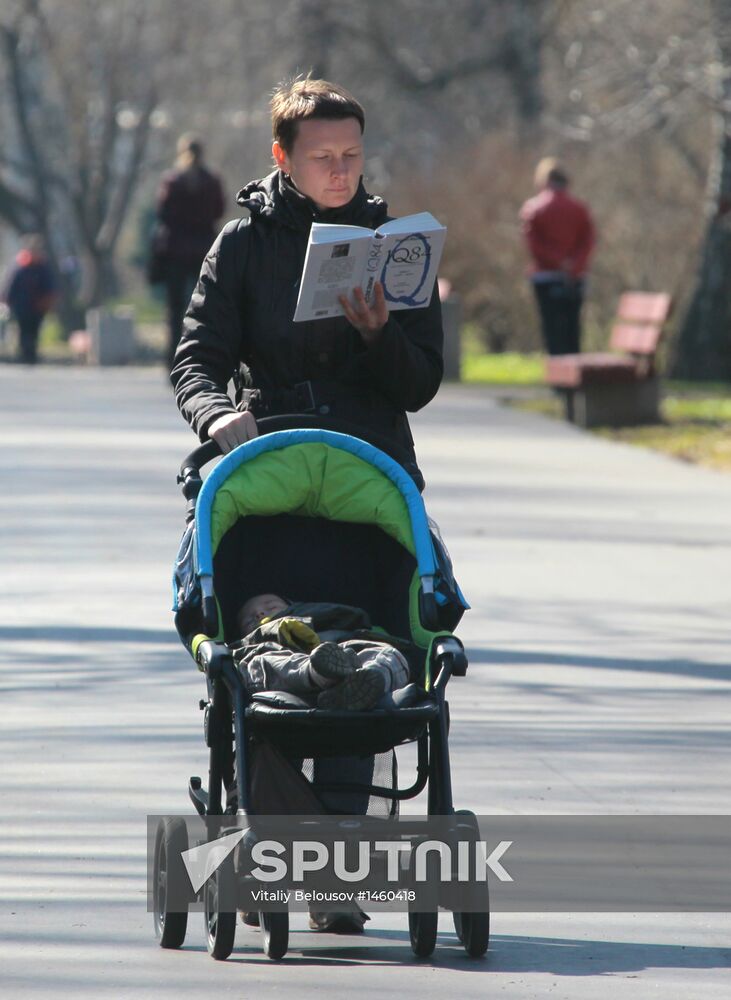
0;22;51;233
0;175;38;231
354;11;505;92
96;83;157;254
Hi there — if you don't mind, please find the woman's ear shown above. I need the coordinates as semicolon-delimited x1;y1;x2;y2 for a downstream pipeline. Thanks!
272;140;288;171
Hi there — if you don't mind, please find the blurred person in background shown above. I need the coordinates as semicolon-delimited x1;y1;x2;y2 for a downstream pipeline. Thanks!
1;234;57;365
520;158;595;355
149;134;225;370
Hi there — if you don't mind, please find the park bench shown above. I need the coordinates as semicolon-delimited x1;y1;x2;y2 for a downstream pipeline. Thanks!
545;291;673;428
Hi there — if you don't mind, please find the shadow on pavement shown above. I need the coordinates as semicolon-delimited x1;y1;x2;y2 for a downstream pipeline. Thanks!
192;927;731;974
470;646;731;683
486;932;731;975
0;625;175;644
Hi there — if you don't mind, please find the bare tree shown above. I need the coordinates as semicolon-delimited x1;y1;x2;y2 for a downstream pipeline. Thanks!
333;0;554;128
0;0;167;323
2;0;715;359
672;0;731;378
536;0;731;370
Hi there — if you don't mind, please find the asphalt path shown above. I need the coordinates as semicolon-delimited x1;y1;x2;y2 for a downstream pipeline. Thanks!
1;365;729;998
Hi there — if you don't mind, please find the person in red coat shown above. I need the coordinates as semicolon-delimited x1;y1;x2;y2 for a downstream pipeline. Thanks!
150;134;225;370
520;158;595;355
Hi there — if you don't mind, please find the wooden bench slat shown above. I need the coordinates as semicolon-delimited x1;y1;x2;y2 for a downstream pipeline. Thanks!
615;292;672;324
546;354;639;388
609;322;663;355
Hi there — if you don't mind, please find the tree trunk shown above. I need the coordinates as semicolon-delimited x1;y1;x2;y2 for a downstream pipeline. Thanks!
503;0;545;127
671;1;731;380
81;249;119;310
297;0;334;78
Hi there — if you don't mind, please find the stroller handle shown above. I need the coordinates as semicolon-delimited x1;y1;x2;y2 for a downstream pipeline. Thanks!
178;414;419;482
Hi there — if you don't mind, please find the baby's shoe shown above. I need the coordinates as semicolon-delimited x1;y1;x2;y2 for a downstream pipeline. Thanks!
317;666;387;711
309;642;359;685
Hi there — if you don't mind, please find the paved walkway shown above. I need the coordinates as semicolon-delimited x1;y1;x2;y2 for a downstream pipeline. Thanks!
0;366;728;998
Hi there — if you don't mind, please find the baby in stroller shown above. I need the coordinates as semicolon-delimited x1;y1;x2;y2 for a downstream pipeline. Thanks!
232;593;411;710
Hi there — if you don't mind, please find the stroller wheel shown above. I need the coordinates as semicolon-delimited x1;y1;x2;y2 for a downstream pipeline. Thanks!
259;910;289;960
408;844;439;958
408;910;438;958
452;809;489;958
153;817;189;949
453;910;490;958
204;855;236;960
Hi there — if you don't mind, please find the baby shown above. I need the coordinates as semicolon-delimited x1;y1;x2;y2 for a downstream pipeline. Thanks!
234;593;410;711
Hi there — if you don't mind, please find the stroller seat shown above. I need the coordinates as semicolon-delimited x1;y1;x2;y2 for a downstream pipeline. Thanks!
246;685;439;758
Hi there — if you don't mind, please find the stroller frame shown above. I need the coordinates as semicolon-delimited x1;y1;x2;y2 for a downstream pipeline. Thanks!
153;417;489;961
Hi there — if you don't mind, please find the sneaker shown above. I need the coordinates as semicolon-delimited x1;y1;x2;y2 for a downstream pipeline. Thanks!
309;908;370;933
309;642;359;684
317;667;387;711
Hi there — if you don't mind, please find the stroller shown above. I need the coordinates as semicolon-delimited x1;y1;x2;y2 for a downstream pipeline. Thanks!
152;415;489;960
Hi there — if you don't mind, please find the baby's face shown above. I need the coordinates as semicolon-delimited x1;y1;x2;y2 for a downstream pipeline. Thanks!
239;593;288;635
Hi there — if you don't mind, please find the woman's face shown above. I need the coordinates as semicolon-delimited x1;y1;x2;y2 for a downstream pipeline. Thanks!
273;117;364;211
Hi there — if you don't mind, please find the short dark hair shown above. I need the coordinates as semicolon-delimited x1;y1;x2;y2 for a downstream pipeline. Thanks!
176;132;204;169
534;157;570;189
270;76;365;153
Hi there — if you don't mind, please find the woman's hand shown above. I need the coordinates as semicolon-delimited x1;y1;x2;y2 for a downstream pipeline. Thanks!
339;281;388;345
207;410;258;453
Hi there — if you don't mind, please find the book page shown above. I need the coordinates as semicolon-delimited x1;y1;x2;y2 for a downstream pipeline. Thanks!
293;227;372;322
309;223;372;243
375;211;442;237
370;224;447;311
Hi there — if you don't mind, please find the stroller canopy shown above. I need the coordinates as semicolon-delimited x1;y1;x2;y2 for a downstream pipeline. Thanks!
174;429;467;646
198;430;434;577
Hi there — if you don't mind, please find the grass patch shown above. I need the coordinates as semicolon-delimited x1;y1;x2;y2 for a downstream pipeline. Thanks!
462;350;544;385
507;395;563;418
598;387;731;471
465;349;731;473
39;314;65;349
108;291;165;324
597;423;731;470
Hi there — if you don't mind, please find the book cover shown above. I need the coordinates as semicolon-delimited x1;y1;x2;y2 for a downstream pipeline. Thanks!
293;212;446;322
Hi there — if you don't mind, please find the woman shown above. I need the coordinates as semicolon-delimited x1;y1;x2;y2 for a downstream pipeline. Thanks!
170;77;444;485
171;83;446;932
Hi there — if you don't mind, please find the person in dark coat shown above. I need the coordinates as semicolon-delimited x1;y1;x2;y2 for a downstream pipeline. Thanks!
170;77;444;485
2;234;56;364
520;158;595;356
151;134;225;369
171;82;444;929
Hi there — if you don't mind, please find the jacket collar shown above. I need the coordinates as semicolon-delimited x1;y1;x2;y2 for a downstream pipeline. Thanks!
237;169;388;231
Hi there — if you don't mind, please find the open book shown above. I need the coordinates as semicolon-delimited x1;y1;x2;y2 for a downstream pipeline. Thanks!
293;211;446;322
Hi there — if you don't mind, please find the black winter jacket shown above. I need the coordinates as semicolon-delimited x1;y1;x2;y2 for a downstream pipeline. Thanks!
170;170;444;467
